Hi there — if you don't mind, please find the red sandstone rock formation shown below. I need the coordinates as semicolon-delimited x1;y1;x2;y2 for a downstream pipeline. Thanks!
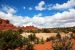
0;18;38;31
0;18;16;30
23;26;38;30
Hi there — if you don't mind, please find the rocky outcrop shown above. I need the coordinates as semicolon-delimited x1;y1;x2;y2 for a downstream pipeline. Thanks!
0;18;16;30
0;18;38;31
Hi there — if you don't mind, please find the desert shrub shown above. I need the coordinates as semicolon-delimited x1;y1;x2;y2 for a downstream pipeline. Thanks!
46;37;55;42
71;33;75;39
28;34;37;42
65;41;72;50
52;40;72;50
26;43;34;50
0;39;6;50
40;38;44;44
18;29;23;34
72;30;75;33
0;30;27;49
56;32;61;39
22;37;30;45
42;29;50;33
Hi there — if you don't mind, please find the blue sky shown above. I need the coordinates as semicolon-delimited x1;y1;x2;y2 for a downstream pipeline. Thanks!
0;0;75;28
0;0;69;17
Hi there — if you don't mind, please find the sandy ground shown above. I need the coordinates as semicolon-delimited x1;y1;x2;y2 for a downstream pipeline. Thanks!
21;32;71;40
21;32;75;50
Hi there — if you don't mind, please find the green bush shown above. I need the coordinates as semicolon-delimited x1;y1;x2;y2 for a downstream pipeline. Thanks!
56;32;61;39
53;40;72;50
0;30;27;49
28;34;37;41
26;43;34;50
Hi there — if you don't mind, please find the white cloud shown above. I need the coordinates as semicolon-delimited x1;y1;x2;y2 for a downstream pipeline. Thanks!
2;5;16;14
22;0;75;11
44;8;75;28
0;6;75;28
35;1;46;11
30;8;75;28
35;0;75;10
50;0;75;9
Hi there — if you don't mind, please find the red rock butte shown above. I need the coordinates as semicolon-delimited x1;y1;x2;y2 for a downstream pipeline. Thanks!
0;18;16;30
0;18;38;31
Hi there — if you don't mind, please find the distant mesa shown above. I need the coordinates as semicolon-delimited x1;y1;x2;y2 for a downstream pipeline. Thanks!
23;26;38;30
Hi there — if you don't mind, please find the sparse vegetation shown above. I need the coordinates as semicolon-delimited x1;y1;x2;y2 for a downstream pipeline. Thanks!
0;27;75;50
0;30;30;50
52;33;73;50
53;40;72;50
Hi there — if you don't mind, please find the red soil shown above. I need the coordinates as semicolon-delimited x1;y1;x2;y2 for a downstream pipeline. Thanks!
34;41;53;50
34;39;75;50
71;39;75;50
